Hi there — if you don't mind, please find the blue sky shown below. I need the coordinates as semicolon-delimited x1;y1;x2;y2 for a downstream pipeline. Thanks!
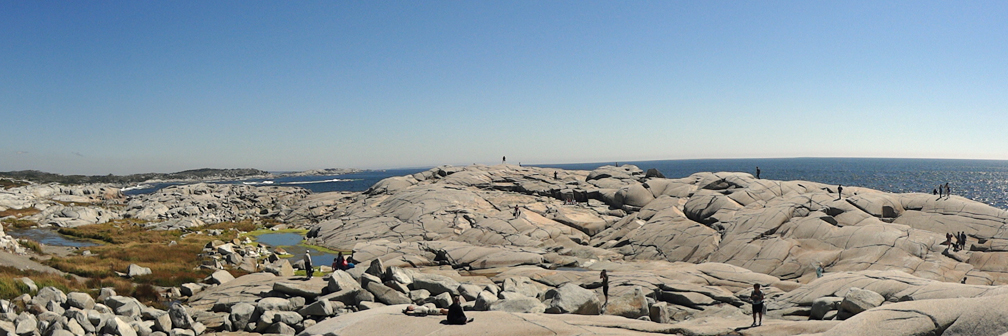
1;1;1006;174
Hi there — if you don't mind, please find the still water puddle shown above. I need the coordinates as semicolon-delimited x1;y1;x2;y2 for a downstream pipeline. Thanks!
8;228;98;248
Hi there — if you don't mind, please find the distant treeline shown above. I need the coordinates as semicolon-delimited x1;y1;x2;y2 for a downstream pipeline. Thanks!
0;168;270;185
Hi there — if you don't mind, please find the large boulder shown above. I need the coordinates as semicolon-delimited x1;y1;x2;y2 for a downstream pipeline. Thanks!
168;304;194;330
31;287;67;307
206;270;234;285
66;292;95;310
811;297;843;320
127;264;152;278
297;300;333;318
410;273;460;296
543;283;601;315
604;286;649;319
840;288;885;317
227;303;255;332
104;296;143;317
365;282;411;305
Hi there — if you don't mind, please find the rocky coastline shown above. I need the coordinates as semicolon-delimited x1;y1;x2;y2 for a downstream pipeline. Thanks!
2;164;1008;335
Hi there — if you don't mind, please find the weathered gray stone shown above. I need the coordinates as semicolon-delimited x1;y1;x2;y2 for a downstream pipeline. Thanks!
206;270;234;285
473;291;498;311
31;287;67;307
811;297;843;320
104;296;142;317
297;300;333;318
605;286;649;319
544;283;601;315
168;304;194;330
840;288;884;316
365;282;411;305
272;281;322;298
457;284;482;302
255;298;291;313
410;273;461;296
227;303;254;332
179;284;201;297
66;292;95;310
488;296;545;313
127;264;152;278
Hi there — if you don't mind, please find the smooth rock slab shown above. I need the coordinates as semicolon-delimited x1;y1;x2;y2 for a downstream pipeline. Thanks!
488;296;546;313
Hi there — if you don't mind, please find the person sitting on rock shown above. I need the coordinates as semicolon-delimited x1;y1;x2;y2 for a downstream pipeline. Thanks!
445;294;472;325
750;283;765;327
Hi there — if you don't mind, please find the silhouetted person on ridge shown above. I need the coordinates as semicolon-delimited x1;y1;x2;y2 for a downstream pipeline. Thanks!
756;167;761;179
837;185;843;199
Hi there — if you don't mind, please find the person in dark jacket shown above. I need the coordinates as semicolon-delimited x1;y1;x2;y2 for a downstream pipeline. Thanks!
445;295;472;325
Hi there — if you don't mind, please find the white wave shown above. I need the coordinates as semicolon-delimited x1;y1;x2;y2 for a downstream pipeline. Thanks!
120;184;152;192
283;178;358;185
242;180;275;185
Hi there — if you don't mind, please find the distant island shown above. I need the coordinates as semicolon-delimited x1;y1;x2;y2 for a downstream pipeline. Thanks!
0;167;364;185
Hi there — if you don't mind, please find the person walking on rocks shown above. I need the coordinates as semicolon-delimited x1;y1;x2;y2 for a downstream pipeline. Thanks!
945;183;951;198
938;185;943;198
303;251;313;280
600;270;610;308
513;205;521;217
750;283;765;327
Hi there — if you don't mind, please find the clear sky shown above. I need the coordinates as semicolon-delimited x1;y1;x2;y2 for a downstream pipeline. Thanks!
1;1;1006;174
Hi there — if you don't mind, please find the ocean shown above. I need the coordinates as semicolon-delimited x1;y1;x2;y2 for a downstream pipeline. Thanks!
124;158;1008;210
533;158;1008;210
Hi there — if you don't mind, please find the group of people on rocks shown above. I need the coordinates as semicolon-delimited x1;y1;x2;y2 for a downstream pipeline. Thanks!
933;183;952;198
947;231;968;251
302;251;357;280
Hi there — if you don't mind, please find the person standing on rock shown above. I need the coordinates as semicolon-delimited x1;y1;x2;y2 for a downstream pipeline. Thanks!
554;171;558;180
750;283;765;327
513;205;521;217
333;252;346;271
756;167;761;179
304;251;313;280
502;156;506;164
945;183;951;198
837;185;843;199
600;270;610;308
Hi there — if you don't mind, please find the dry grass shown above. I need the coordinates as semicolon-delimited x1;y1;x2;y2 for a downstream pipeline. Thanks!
0;266;89;300
47;219;260;287
18;239;42;254
0;208;40;219
0;179;29;189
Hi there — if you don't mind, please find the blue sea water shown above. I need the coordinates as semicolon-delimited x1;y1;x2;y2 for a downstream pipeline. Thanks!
533;158;1008;210
123;158;1008;210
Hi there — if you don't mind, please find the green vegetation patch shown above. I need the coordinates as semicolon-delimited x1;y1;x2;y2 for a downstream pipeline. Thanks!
46;220;257;287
